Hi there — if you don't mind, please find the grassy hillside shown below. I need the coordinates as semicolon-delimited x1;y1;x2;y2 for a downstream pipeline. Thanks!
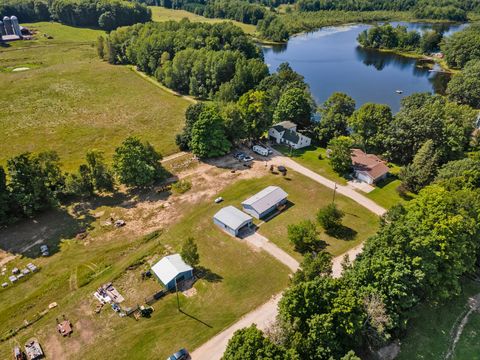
0;22;190;171
149;6;257;35
0;166;293;359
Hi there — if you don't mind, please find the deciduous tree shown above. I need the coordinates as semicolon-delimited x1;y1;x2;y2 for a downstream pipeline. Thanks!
113;137;166;187
189;105;231;158
317;93;355;146
327;136;354;175
273;87;314;129
447;60;480;108
288;220;325;253
181;237;200;267
317;203;345;234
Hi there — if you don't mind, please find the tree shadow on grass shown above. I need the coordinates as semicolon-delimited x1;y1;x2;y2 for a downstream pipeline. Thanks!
0;207;95;258
326;225;358;241
196;266;223;283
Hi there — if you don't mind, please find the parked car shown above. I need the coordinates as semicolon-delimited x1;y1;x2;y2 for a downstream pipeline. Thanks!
40;245;49;257
167;348;189;360
243;156;254;162
214;197;224;203
233;152;246;160
252;145;269;156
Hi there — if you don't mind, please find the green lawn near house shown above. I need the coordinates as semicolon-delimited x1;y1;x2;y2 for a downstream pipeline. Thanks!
274;145;348;185
0;22;189;171
397;280;480;360
275;145;411;209
150;6;257;35
216;169;380;261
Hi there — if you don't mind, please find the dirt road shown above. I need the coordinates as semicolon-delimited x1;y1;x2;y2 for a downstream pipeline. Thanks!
243;232;300;272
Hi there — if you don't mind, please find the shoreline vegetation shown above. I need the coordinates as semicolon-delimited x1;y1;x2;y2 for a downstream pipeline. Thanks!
359;46;458;73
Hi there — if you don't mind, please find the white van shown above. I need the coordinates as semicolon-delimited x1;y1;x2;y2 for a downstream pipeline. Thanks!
252;145;269;156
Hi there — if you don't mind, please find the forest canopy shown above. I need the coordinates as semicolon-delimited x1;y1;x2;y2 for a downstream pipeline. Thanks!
0;0;151;30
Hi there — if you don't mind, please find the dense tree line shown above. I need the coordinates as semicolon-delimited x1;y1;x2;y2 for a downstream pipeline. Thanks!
225;170;480;358
0;137;167;226
0;0;151;31
0;0;50;22
296;0;478;20
50;0;151;30
315;91;477;195
158;0;267;24
100;20;264;99
357;23;443;54
317;92;476;164
447;60;480;108
442;24;480;69
175;63;315;158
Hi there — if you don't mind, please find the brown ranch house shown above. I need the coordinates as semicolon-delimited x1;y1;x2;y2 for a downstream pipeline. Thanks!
351;149;390;185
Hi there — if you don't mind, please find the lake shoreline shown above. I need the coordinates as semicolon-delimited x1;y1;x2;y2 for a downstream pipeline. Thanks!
262;21;465;111
358;46;459;73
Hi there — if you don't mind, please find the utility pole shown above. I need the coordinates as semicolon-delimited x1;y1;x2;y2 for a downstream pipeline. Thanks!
175;278;180;311
332;182;337;204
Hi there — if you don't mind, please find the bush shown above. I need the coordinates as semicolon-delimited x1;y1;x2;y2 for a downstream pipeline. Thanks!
171;180;192;194
288;220;325;253
317;203;344;234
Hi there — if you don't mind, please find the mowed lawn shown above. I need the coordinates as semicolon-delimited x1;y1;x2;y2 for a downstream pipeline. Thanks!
0;177;290;359
149;6;257;35
398;280;480;360
0;22;190;171
275;145;409;209
216;170;380;261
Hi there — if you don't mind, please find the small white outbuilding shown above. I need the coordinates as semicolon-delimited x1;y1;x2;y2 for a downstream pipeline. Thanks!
213;205;253;237
151;254;193;290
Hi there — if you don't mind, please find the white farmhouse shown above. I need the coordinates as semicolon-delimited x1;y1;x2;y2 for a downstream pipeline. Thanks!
268;121;311;149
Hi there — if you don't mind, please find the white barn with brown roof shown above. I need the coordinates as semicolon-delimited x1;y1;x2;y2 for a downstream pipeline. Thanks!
351;149;389;184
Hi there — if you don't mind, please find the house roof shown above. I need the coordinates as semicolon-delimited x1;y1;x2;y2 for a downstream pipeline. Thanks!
213;206;252;230
282;128;300;144
242;186;288;214
275;121;297;130
151;254;193;286
351;149;389;180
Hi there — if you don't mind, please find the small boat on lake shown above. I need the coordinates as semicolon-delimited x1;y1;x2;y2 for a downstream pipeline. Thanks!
395;90;403;94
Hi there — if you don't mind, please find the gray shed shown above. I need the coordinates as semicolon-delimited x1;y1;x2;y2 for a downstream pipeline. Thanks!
241;186;288;219
213;206;253;236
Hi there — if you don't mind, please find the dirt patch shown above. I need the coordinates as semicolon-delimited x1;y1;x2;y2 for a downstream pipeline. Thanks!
0;252;16;268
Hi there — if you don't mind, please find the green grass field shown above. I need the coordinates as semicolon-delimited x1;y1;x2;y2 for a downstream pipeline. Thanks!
215;169;379;261
398;280;480;360
274;145;348;185
0;170;290;359
0;22;190;171
149;6;257;35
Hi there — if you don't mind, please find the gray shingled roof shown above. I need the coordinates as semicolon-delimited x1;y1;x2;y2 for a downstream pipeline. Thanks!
282;129;300;144
242;186;288;214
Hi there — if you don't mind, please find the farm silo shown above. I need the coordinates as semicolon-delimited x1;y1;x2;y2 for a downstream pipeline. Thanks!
11;15;21;36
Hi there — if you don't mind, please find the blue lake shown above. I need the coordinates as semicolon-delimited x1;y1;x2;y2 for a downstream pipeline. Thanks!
262;22;467;112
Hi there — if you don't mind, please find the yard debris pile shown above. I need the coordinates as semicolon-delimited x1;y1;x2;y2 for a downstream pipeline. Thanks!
102;217;126;228
56;315;73;337
93;282;127;316
25;340;43;360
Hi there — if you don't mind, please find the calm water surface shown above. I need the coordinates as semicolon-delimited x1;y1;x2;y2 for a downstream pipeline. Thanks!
262;23;467;112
